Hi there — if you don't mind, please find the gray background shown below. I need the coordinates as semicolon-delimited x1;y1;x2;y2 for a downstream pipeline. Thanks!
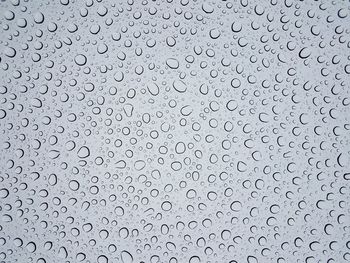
0;0;350;262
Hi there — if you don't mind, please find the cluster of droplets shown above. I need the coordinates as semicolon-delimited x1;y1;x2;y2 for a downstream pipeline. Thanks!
1;0;350;262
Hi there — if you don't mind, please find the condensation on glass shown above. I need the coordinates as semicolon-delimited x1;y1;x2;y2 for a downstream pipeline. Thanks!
0;0;349;262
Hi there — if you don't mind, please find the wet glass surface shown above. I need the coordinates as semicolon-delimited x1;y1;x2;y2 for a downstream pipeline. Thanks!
0;0;350;262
